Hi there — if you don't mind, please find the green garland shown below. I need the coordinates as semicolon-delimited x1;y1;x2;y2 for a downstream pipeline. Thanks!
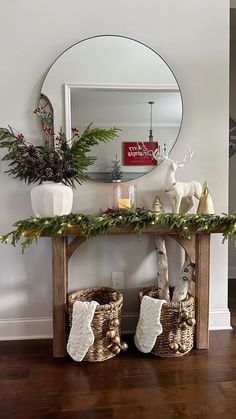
1;208;236;253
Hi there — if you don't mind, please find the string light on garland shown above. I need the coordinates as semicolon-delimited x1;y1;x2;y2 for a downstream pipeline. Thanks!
0;208;236;252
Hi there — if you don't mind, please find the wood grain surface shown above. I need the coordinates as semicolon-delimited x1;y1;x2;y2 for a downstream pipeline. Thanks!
0;325;236;418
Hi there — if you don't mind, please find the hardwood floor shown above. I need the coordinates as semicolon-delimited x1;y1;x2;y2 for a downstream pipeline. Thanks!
0;288;236;419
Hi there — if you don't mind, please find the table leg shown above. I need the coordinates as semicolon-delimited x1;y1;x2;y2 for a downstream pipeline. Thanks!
52;237;68;357
195;233;211;349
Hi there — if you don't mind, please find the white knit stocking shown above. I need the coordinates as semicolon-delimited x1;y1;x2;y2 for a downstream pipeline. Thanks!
67;300;98;362
134;295;166;353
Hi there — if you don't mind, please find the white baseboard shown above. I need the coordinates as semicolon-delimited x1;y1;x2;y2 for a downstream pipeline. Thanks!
0;308;232;341
209;308;232;330
0;317;52;340
123;310;233;332
228;267;236;279
124;310;232;333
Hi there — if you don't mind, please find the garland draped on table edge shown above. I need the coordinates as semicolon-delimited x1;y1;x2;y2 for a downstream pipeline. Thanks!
1;208;236;253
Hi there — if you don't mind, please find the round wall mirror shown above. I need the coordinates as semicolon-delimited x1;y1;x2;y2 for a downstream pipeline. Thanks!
40;35;183;182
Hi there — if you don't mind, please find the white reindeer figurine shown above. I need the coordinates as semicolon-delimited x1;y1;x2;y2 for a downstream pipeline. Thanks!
153;146;202;213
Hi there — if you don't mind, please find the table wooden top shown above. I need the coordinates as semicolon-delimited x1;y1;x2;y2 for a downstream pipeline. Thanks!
46;224;227;237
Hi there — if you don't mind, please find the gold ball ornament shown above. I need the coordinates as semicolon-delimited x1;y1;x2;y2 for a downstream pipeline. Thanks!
112;336;121;346
120;341;128;351
111;345;121;355
111;318;120;327
180;309;189;321
169;341;179;352
186;317;196;327
178;344;187;354
179;321;188;331
106;330;116;339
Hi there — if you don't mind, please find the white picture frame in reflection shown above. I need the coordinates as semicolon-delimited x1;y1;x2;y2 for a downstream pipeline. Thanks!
64;83;181;182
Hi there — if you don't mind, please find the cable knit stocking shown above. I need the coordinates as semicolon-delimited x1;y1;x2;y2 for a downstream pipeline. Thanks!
67;300;98;361
134;295;166;353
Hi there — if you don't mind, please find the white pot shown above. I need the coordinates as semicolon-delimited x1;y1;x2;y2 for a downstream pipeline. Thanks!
31;182;73;218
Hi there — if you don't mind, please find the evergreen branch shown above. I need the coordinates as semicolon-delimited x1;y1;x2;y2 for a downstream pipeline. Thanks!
1;210;236;253
0;123;119;187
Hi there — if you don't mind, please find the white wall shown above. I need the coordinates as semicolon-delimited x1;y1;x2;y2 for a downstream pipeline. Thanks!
0;0;230;339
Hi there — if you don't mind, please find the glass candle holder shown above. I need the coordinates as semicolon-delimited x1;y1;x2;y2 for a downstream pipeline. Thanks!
113;183;137;210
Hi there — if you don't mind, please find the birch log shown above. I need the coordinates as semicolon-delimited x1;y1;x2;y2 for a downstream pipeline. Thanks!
154;235;170;302
172;260;195;302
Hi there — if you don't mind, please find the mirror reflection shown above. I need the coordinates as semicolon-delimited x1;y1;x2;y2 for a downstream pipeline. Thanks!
41;35;183;182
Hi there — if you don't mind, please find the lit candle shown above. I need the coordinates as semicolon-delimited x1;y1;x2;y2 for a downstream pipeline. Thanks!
118;198;131;209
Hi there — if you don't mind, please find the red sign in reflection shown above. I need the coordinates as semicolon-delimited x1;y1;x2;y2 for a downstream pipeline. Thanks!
123;142;158;166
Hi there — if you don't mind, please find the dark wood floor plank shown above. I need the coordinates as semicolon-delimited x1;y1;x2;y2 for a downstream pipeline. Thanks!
0;280;235;418
218;380;236;399
61;383;224;411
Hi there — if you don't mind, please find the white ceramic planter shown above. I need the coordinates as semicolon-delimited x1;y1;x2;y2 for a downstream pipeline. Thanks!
31;182;73;218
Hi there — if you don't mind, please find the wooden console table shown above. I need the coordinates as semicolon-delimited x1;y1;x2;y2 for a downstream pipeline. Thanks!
51;225;217;358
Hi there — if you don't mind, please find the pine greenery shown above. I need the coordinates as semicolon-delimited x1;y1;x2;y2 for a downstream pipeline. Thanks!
0;123;119;187
1;209;236;253
111;155;123;181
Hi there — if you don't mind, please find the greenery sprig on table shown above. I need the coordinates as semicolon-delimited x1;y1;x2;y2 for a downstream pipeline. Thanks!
1;208;236;253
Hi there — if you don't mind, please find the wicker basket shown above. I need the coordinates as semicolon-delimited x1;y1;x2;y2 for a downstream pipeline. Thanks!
139;286;195;357
67;287;125;362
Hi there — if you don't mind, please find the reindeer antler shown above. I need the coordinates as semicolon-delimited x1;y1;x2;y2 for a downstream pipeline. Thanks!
152;144;173;163
176;145;195;167
138;142;160;162
187;145;195;161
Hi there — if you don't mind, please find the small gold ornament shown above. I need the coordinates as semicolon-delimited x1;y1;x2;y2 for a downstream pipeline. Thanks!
111;345;121;355
112;336;121;346
151;195;164;213
111;318;119;327
120;341;128;351
186;317;196;327
180;309;189;321
178;344;187;354
197;181;215;215
179;321;188;331
169;341;179;352
106;330;116;339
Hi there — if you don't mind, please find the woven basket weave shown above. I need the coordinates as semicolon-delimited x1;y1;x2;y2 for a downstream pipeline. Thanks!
139;286;195;357
67;287;123;362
